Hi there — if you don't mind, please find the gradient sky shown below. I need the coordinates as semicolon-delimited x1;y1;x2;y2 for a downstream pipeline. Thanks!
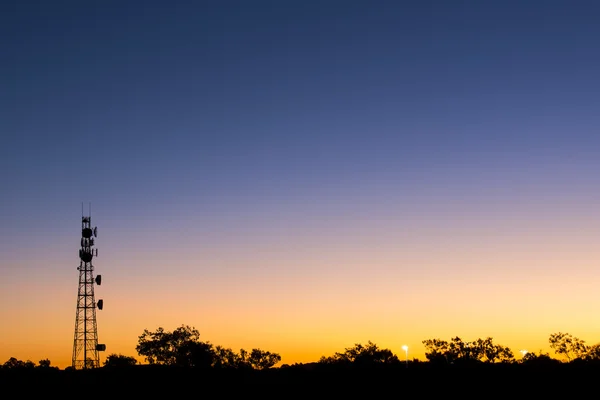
2;0;600;368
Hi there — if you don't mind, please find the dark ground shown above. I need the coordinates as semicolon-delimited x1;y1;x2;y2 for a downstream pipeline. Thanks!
2;363;598;398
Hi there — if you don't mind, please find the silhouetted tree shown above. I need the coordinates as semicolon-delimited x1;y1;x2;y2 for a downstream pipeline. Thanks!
136;325;214;367
423;337;514;364
422;338;452;364
104;354;138;367
319;341;399;365
522;350;561;366
212;346;247;369
447;337;480;363
2;357;35;369
181;340;215;368
247;349;282;370
135;325;281;369
475;337;515;363
582;344;600;362
37;359;52;368
549;332;588;362
422;337;472;363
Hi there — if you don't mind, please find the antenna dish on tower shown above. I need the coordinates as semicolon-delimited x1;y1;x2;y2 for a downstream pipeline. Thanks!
80;250;93;263
93;227;97;237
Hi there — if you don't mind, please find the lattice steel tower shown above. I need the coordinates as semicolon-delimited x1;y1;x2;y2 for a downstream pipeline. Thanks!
72;205;106;369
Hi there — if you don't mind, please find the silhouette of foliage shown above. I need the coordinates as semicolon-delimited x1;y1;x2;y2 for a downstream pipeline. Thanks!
475;337;514;363
136;325;215;367
136;325;281;369
37;359;57;369
548;332;588;362
212;346;248;369
422;337;514;364
581;344;600;362
318;341;399;365
247;348;282;370
521;350;561;366
422;337;475;364
211;346;281;369
421;338;451;363
183;341;216;368
2;357;35;369
104;353;138;367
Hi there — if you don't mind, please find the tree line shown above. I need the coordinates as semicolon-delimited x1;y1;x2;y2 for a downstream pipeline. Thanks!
420;333;600;366
133;325;281;369
2;326;599;370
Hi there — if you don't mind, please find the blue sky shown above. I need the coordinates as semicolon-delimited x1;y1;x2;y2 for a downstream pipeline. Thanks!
3;1;600;216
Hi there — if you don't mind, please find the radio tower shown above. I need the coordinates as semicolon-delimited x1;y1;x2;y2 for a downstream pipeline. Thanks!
72;203;106;369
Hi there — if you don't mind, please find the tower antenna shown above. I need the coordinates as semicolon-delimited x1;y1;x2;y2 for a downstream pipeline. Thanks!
72;205;106;369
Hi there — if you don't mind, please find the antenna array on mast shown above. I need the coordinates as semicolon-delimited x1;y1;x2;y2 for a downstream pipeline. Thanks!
72;202;106;369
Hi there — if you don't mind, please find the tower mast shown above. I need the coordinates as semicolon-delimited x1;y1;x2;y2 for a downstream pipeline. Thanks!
72;203;106;369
